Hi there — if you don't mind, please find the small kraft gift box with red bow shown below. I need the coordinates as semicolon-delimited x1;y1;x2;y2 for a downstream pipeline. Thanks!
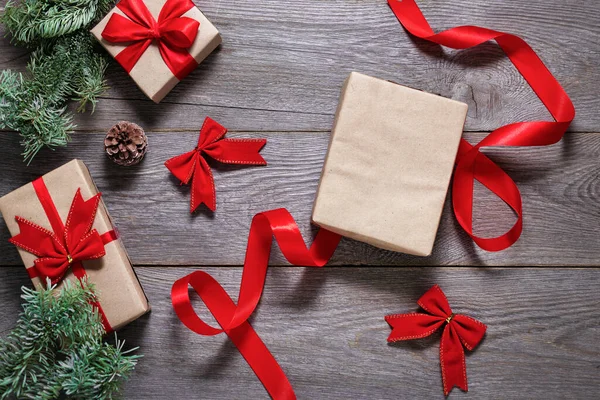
91;0;222;103
0;160;150;332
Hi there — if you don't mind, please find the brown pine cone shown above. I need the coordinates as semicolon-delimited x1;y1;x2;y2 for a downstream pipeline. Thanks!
104;121;148;166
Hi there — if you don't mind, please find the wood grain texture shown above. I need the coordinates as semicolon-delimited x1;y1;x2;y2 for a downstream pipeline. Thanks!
0;0;598;132
1;131;599;266
1;266;598;399
0;1;599;398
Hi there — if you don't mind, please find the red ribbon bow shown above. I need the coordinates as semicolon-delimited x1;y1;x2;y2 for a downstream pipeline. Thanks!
102;0;200;80
9;178;117;331
388;0;575;251
172;209;341;399
385;285;486;396
165;117;267;212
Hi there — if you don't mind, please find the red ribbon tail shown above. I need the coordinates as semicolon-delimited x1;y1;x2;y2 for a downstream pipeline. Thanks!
385;313;445;342
114;39;153;74
157;41;199;80
228;322;297;400
440;325;468;395
203;139;268;165
190;157;216;212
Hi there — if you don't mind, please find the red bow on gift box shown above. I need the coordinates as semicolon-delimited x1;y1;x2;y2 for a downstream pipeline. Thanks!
385;285;486;396
165;117;267;212
10;189;108;285
9;179;118;331
102;0;200;80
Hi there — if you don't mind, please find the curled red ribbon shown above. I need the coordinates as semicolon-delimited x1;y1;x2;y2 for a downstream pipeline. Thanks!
388;0;575;251
9;178;116;332
101;0;200;80
171;208;341;399
165;117;267;212
385;285;486;395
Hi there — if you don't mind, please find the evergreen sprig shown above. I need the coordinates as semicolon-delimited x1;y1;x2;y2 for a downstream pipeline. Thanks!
2;0;114;47
0;280;140;399
0;0;114;163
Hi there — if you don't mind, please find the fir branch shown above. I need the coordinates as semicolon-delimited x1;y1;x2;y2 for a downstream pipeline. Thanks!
0;280;140;400
2;0;114;47
0;0;113;163
0;32;109;164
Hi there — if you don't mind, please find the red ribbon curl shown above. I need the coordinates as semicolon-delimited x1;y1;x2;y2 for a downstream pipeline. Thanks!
102;0;200;80
9;178;116;332
171;208;341;399
385;285;486;395
165;117;267;212
388;0;575;251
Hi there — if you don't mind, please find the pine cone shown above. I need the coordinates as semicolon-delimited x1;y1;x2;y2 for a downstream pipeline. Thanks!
104;121;148;166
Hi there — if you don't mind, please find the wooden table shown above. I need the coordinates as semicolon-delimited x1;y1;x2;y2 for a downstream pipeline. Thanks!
1;0;599;398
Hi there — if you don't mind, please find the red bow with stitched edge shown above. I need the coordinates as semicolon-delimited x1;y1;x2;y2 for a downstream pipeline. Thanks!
388;0;575;251
385;285;486;396
172;208;341;399
102;0;200;80
9;189;107;286
165;117;267;212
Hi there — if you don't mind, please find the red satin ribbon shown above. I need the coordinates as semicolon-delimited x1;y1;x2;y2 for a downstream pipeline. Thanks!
165;117;267;212
9;178;116;332
171;208;341;399
385;285;486;395
388;0;575;251
102;0;200;80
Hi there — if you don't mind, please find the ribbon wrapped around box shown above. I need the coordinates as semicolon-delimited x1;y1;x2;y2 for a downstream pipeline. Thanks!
91;0;221;103
0;160;150;332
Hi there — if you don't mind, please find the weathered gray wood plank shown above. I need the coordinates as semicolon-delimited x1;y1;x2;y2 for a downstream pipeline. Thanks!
1;266;598;399
1;131;598;266
0;0;598;132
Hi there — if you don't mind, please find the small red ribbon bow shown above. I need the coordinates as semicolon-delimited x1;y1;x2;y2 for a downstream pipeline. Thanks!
101;0;200;80
165;117;267;212
9;189;106;285
385;285;486;396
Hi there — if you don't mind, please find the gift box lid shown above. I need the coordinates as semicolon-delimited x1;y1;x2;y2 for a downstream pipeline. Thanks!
312;72;468;257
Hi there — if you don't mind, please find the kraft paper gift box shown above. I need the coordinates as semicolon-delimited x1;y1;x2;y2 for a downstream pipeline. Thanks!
0;160;150;331
312;72;468;257
91;0;222;103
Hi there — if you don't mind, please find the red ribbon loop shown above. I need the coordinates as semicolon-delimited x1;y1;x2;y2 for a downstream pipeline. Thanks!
388;0;575;251
165;117;267;212
385;285;486;395
172;208;341;399
9;179;116;332
101;0;200;80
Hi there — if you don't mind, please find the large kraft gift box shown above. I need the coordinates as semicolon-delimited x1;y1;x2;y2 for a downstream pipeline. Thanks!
91;0;222;103
0;160;150;331
312;72;468;257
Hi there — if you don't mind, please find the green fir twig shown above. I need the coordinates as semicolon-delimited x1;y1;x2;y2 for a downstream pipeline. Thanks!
0;0;114;163
3;0;114;47
0;280;140;400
